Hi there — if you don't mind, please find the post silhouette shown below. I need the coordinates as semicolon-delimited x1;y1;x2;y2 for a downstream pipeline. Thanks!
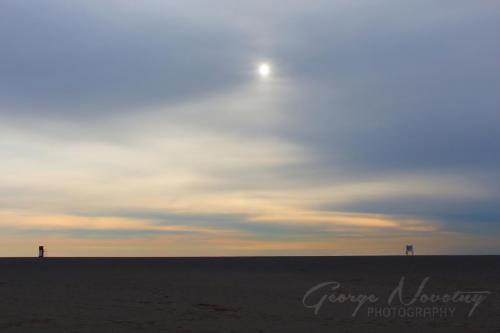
38;246;45;258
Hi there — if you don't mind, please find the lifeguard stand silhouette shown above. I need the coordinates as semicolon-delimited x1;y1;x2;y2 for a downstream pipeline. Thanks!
38;246;45;258
405;244;414;256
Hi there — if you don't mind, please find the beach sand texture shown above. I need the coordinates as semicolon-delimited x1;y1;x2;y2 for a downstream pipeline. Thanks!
0;256;499;332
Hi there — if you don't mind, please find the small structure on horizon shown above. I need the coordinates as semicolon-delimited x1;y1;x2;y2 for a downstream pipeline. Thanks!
405;244;414;256
38;246;45;258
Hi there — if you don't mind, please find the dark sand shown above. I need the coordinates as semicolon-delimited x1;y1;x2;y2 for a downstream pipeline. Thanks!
0;256;499;332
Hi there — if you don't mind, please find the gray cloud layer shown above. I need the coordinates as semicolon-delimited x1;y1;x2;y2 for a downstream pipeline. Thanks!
0;1;251;115
1;0;499;252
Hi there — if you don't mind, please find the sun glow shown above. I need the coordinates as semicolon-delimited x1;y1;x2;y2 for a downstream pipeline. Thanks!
258;62;271;78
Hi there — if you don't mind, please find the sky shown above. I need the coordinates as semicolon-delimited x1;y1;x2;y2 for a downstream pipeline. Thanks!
1;0;499;256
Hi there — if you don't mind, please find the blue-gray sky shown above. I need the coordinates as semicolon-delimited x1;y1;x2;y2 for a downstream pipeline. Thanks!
1;0;499;255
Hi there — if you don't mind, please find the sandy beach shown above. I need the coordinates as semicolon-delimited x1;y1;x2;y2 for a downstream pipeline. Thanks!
0;256;498;332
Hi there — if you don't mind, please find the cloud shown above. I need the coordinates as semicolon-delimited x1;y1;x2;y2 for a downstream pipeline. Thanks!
0;0;251;116
0;0;499;255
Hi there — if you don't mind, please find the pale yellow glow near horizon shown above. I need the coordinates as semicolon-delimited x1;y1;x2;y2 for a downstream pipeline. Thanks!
0;80;492;256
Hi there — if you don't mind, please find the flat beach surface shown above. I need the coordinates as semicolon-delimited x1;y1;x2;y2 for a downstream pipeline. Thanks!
0;256;499;332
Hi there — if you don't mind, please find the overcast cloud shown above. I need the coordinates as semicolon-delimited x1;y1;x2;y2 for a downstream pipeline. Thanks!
1;0;499;255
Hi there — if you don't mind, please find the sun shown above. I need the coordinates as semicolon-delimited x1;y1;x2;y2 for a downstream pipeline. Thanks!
258;62;271;78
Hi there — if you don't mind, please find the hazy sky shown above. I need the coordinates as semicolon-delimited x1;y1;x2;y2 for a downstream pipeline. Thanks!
1;0;499;256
